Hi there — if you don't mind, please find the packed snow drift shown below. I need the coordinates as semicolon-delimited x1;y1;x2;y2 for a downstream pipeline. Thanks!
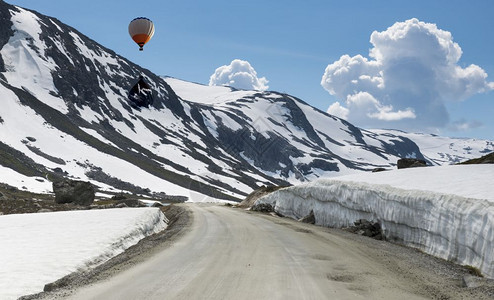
256;165;494;278
0;208;166;300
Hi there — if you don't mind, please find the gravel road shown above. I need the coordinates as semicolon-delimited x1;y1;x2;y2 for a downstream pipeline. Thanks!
32;203;494;300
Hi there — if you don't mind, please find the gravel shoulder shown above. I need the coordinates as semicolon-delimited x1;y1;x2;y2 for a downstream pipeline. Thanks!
20;203;494;300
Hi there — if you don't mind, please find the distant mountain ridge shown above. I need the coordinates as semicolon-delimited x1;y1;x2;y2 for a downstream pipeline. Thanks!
0;1;493;200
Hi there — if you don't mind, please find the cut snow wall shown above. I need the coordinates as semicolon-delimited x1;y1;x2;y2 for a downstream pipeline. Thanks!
257;181;494;278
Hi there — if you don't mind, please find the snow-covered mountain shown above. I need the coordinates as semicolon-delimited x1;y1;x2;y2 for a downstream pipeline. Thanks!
369;129;494;165
0;2;492;201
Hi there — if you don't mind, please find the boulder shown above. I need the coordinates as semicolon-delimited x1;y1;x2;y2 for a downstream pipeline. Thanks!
372;168;388;173
397;158;427;169
346;219;383;240
251;203;274;213
461;275;491;288
52;179;95;206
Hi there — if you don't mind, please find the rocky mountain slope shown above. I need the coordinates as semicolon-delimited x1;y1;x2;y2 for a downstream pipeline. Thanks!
0;1;493;201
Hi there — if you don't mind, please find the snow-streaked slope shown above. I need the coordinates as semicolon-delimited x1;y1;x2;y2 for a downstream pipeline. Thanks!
1;3;492;202
0;6;68;114
369;129;494;165
257;165;494;278
0;165;51;193
0;4;248;200
0;83;193;196
164;77;430;182
0;208;166;300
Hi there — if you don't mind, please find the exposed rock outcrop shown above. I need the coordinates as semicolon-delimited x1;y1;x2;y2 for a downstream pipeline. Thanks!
397;158;427;169
460;152;494;165
52;179;95;206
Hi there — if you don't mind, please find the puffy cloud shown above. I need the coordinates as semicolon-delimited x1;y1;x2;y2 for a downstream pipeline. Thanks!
328;92;415;124
327;102;349;120
209;59;269;91
321;18;493;131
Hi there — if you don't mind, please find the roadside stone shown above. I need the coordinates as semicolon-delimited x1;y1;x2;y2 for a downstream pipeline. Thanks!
251;203;274;213
462;275;488;288
346;219;383;240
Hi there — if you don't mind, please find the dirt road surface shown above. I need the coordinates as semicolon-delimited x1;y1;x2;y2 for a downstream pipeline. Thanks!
62;204;492;300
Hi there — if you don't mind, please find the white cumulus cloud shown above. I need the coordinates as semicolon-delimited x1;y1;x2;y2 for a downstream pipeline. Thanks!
209;59;269;91
321;18;493;131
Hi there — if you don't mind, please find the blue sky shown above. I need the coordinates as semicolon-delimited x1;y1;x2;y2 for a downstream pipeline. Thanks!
7;0;494;140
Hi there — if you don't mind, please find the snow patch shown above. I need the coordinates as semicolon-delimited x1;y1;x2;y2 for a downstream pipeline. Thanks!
0;208;166;300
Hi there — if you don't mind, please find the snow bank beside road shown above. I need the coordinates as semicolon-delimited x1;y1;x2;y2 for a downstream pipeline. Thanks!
257;165;494;278
0;208;166;300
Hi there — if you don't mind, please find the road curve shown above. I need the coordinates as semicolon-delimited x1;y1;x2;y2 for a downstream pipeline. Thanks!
65;204;474;300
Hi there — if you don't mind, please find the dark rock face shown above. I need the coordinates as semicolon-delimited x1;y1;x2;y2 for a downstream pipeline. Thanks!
397;158;427;169
52;179;95;206
0;1;14;74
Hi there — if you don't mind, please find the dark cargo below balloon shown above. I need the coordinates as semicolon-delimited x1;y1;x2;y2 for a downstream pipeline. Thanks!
128;76;154;108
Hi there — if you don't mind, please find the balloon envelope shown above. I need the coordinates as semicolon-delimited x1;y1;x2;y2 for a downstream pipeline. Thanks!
129;17;155;51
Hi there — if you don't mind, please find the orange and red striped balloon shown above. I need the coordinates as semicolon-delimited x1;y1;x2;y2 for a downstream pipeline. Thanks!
128;17;155;51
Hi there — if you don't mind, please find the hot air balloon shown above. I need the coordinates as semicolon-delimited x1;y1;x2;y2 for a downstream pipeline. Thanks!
128;17;155;51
